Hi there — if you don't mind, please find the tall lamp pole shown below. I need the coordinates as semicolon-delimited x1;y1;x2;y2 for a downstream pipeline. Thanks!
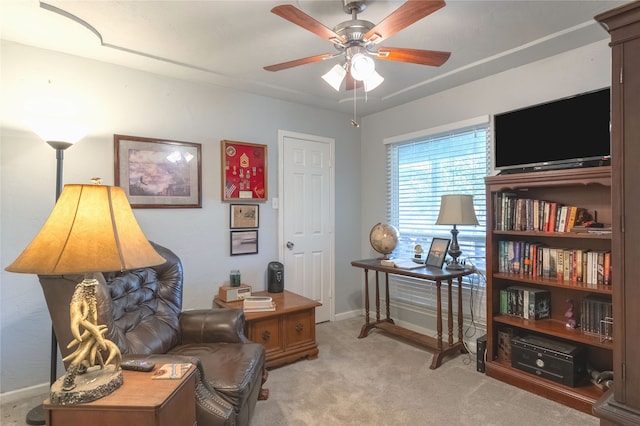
25;141;73;425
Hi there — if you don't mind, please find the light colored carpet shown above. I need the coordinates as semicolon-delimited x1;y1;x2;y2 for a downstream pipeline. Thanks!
1;316;599;425
251;316;599;426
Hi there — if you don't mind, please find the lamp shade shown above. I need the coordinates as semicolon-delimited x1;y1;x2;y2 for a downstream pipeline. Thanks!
435;194;479;226
322;64;347;91
5;184;165;274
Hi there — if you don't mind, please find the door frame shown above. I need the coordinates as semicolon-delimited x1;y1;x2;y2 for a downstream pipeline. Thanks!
277;129;335;322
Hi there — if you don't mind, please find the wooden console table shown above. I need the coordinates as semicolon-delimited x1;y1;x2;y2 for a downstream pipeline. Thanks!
351;258;474;369
44;365;196;426
214;290;321;368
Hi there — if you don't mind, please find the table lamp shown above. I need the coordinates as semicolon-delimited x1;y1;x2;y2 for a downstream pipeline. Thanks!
5;183;165;404
435;194;479;270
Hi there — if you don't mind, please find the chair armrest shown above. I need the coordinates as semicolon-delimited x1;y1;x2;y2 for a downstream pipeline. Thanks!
179;308;249;344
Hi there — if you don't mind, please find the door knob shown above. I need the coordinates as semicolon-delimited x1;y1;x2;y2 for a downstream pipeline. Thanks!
286;241;294;250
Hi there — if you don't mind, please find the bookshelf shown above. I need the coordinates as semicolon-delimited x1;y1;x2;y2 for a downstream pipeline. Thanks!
594;3;640;425
484;166;612;415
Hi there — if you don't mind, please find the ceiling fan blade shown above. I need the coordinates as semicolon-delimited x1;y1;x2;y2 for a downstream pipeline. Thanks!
365;0;446;44
264;54;334;72
376;47;451;67
271;5;346;44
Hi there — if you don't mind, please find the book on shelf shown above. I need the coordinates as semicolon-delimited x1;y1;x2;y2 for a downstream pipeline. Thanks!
581;294;613;338
492;192;602;234
505;286;551;320
497;239;611;286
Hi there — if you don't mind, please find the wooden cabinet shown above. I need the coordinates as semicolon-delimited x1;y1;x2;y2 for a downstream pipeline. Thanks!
215;290;320;368
484;166;613;415
44;366;196;426
594;2;640;425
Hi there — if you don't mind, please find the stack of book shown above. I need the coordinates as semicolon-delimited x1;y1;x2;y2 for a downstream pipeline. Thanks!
243;296;276;312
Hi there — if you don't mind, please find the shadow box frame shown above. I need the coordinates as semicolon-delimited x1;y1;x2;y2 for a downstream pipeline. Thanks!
425;238;451;268
221;140;268;202
230;230;259;256
114;134;202;208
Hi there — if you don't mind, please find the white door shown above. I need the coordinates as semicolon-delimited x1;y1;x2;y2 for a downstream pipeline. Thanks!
278;130;334;323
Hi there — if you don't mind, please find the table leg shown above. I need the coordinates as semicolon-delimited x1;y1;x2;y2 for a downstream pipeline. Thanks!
436;279;442;351
447;278;454;346
385;272;391;320
375;271;380;322
457;276;466;352
358;269;371;338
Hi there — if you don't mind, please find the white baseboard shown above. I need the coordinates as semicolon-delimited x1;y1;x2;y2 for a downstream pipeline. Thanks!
0;382;48;404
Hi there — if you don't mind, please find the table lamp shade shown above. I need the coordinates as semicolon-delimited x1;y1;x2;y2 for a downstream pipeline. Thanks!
435;194;479;226
6;184;165;275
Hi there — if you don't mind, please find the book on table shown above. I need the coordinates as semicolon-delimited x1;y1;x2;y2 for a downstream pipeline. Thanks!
243;296;276;312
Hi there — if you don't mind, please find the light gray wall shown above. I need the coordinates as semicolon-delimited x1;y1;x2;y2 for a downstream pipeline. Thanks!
359;40;611;338
0;38;612;396
0;40;362;394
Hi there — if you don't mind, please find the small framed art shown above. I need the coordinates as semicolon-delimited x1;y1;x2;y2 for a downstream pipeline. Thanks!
114;134;202;208
230;204;259;229
221;140;267;201
425;238;451;268
230;230;258;256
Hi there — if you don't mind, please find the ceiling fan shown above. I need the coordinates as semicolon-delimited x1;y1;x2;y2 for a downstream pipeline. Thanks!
264;0;451;92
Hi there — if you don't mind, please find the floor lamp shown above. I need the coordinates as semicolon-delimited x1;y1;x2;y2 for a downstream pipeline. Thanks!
25;140;73;425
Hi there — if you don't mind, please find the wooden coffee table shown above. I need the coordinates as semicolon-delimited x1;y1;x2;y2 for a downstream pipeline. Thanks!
215;290;321;368
44;365;196;426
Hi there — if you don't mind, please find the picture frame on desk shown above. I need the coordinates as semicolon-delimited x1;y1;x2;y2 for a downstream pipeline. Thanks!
426;238;450;268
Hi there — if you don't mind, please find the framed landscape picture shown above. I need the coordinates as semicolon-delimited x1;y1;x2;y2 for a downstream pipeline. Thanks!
230;230;258;256
221;140;267;201
425;238;451;268
115;134;202;208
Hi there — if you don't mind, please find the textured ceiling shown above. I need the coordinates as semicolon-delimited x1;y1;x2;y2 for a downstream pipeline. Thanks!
0;1;626;116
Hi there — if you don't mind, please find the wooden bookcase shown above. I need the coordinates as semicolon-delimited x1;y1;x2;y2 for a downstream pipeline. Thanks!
484;166;612;415
593;2;640;425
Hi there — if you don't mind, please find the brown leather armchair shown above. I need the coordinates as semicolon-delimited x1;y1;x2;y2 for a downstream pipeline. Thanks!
39;242;267;426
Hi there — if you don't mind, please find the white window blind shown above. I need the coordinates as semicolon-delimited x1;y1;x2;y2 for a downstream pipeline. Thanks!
386;119;490;308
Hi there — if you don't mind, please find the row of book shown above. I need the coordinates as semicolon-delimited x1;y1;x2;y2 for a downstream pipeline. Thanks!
499;286;551;320
493;192;592;233
581;295;613;339
498;240;611;286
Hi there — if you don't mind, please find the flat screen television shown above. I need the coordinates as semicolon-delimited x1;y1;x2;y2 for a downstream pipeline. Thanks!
493;87;611;173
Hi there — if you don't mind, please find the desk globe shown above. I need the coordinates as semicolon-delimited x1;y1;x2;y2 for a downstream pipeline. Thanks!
369;223;399;260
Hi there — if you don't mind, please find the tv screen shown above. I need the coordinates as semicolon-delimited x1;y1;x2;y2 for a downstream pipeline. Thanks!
493;88;610;172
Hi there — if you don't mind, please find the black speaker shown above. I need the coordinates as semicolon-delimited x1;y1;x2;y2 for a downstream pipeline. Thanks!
267;261;284;293
477;334;487;373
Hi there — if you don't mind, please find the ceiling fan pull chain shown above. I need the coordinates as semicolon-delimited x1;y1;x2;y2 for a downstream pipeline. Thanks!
352;85;359;127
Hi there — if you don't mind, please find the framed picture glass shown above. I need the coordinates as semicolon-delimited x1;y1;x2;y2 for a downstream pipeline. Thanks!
114;134;202;208
221;140;267;201
230;204;259;229
230;230;258;256
425;238;451;268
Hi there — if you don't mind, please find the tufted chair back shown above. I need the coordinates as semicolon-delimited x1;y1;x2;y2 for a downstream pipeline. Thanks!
40;241;183;365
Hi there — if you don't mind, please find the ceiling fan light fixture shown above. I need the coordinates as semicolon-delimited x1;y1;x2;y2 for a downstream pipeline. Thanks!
322;64;347;91
363;70;384;92
350;52;375;81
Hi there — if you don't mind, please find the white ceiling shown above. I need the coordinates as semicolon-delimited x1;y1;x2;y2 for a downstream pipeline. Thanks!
0;0;625;117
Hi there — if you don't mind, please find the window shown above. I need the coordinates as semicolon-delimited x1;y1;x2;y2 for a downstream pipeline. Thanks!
385;117;490;308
